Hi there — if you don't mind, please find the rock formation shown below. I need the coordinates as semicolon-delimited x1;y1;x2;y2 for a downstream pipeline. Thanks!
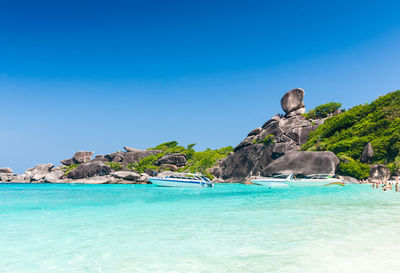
369;164;390;182
361;142;374;164
73;151;94;164
281;88;306;117
0;167;13;173
25;163;54;181
156;154;187;167
67;161;111;179
261;151;339;177
121;149;161;166
213;88;323;182
44;170;65;183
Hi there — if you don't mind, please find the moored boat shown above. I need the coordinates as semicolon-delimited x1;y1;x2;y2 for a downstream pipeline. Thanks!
149;173;214;188
286;174;344;187
251;174;292;188
252;173;345;188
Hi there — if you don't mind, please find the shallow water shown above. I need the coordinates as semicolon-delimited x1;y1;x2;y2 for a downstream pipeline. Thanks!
0;183;399;273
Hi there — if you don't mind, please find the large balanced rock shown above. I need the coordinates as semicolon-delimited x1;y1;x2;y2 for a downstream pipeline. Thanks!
0;167;13;173
361;142;374;164
261;151;339;177
24;163;54;181
369;164;389;181
281;88;305;115
67;161;111;179
156;154;187;167
73;151;94;164
122;149;161;166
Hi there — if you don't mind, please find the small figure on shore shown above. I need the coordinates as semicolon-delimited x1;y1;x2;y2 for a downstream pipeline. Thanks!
396;177;399;192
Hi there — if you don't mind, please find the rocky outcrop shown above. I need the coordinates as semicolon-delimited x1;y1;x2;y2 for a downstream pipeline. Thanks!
60;158;74;166
112;171;141;181
218;144;273;182
156;154;187;167
73;151;94;164
124;146;140;152
61;151;94;166
0;167;13;173
261;151;339;177
361;142;374;164
93;155;108;163
369;164;390;182
220;88;320;182
106;152;124;162
247;127;262;137
281;88;305;116
67;161;111;179
44;170;65;183
24;163;54;181
121;149;161;166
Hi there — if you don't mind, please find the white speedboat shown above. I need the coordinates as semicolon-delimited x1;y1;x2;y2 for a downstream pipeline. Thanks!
149;173;214;188
251;174;292;188
285;174;344;187
252;173;344;188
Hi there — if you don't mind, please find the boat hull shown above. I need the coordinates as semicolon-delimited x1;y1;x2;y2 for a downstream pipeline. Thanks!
251;180;289;188
285;180;345;187
149;178;213;188
251;179;345;187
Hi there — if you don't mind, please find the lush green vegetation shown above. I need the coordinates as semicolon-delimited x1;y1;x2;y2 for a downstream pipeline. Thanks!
336;154;370;180
129;141;233;178
61;164;79;175
106;162;123;171
304;102;342;119
252;134;275;146
302;90;400;176
179;146;233;177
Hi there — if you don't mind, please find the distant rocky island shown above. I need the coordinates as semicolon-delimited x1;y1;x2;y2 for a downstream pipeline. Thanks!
1;88;398;184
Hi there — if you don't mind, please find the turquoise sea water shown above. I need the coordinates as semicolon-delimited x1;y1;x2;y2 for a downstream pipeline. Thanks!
1;183;400;273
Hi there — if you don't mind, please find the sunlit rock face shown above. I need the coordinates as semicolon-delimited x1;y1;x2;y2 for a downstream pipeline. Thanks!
214;88;325;182
280;88;305;116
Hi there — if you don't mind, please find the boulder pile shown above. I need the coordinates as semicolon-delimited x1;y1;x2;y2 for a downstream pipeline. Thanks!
210;88;340;182
0;147;170;184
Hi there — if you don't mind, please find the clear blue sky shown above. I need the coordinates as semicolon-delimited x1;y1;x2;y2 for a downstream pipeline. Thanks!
1;0;400;173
